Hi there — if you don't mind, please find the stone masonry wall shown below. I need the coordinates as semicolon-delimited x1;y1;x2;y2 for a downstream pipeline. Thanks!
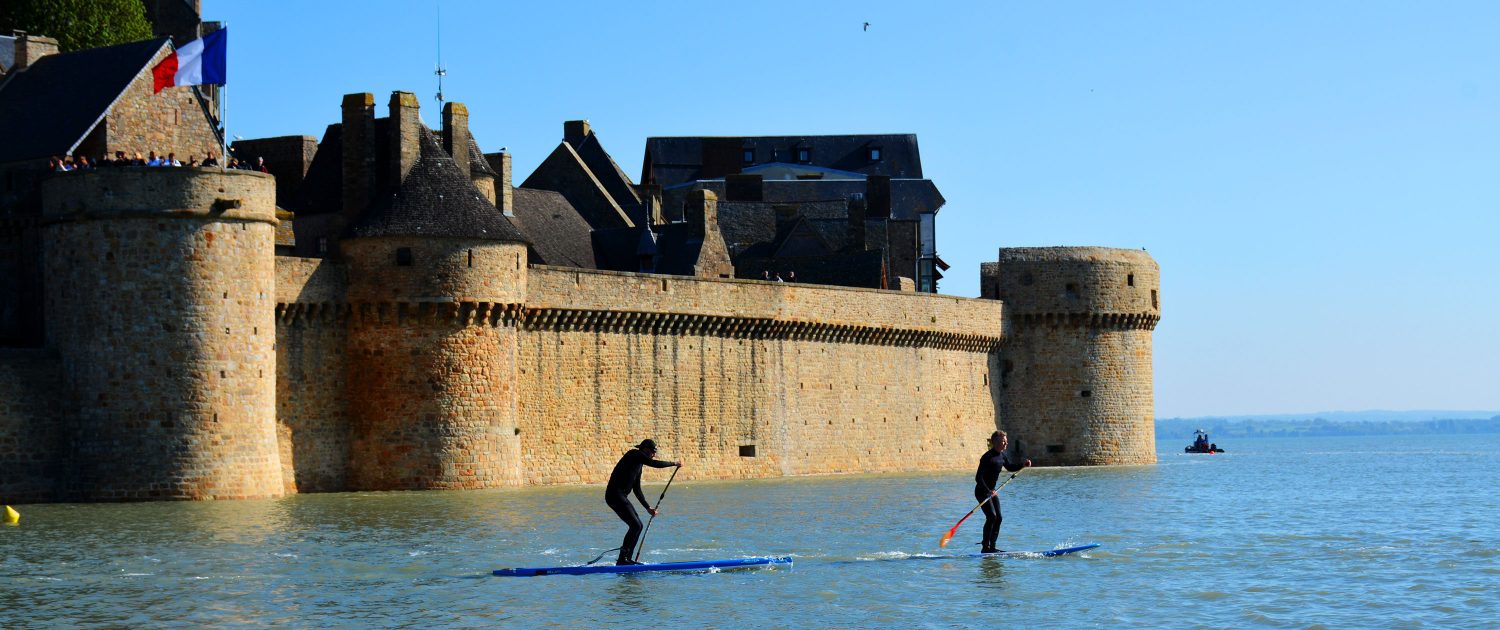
100;46;222;163
515;267;1002;484
41;168;282;500
994;247;1160;466
0;349;65;502
274;256;349;492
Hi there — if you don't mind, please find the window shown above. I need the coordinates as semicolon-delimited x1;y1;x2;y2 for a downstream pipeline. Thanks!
796;148;810;163
1047;444;1066;454
1152;289;1159;309
1080;390;1091;398
742;148;754;164
317;237;329;256
1065;282;1080;298
868;147;882;162
1127;274;1135;287
467;249;474;268
396;247;413;266
739;444;757;457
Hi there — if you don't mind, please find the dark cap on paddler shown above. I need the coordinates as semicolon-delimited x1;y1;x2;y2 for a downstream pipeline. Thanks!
637;439;658;452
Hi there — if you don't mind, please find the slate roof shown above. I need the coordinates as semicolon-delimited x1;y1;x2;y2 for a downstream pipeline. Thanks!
509;187;596;268
571;132;639;209
0;38;170;162
348;127;527;242
466;135;497;177
643;134;923;187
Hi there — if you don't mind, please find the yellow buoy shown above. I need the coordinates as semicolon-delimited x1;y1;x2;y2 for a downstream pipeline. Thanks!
3;505;18;525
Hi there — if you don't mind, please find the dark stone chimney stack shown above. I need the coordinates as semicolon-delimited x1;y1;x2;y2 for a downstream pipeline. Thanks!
491;152;514;216
686;189;719;237
340;92;375;219
441;102;470;178
564;120;592;146
866;175;892;219
847;194;867;252
388;91;421;187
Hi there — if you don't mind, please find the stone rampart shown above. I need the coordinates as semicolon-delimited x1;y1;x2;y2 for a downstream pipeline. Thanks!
274;256;350;492
515;267;1003;485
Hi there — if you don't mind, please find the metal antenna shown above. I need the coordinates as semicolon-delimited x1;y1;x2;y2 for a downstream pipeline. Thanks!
434;0;447;103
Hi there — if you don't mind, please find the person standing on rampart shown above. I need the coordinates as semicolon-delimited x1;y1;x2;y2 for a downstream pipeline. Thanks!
974;430;1030;553
605;439;681;565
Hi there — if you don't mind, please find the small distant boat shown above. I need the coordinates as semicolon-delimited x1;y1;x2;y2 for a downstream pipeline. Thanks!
1184;429;1225;454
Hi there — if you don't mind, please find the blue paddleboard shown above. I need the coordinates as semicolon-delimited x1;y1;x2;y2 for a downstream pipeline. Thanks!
493;556;793;577
965;543;1100;558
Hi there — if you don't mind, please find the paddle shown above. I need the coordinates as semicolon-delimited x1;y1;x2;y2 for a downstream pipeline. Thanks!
633;464;682;562
938;468;1024;548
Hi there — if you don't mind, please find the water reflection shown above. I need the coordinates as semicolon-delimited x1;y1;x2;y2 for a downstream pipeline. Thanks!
976;556;1006;589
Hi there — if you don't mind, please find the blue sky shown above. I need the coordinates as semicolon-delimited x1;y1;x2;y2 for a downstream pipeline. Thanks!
208;1;1499;418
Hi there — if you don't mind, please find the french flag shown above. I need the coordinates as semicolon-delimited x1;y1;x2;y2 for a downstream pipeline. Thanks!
152;29;227;93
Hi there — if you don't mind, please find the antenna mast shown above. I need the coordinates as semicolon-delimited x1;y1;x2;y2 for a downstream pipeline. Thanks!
434;0;447;103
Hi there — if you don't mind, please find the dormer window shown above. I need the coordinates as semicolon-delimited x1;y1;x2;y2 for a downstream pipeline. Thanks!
742;148;755;164
868;147;882;162
796;147;810;163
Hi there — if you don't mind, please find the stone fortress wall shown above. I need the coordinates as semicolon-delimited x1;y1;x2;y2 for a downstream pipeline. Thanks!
0;171;1160;502
982;247;1161;465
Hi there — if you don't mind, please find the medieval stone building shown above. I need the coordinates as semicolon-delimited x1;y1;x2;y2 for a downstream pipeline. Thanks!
0;25;1161;502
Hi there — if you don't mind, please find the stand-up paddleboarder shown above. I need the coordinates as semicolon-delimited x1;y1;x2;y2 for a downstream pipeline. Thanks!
975;430;1030;553
606;439;681;565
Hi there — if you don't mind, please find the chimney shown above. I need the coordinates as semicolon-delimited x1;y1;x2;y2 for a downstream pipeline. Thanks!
640;184;663;226
441;102;470;178
340;92;376;219
773;204;799;236
847;194;867;252
12;32;59;71
388;91;421;186
686;189;719;235
866;175;892;219
563;120;591;146
487;151;515;216
725;174;764;202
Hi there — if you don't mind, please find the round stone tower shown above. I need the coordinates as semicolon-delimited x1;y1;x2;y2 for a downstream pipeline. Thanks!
993;247;1161;466
344;92;530;490
41;168;284;500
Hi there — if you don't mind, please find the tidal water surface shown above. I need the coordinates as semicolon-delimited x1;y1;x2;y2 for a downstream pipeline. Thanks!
3;434;1498;627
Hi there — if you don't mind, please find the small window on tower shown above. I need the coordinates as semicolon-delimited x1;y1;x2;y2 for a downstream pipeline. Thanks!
396;247;413;266
317;237;329;256
797;148;810;163
868;147;882;162
739;444;757;457
1128;274;1135;287
1065;283;1080;298
742;149;755;164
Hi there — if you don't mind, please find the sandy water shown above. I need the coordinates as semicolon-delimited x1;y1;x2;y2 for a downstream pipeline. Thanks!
3;434;1498;627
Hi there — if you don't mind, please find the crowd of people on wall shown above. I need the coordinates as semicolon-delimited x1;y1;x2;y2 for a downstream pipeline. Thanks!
48;151;269;173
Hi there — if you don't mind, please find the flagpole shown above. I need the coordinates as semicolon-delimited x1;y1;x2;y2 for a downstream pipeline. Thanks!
220;23;228;170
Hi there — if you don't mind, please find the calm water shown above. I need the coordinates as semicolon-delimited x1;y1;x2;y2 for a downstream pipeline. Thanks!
3;434;1498;628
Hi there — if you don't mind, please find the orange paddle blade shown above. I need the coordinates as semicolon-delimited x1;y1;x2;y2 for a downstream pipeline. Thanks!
939;529;957;548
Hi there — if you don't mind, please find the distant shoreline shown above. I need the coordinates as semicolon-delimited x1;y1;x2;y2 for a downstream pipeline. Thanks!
1156;415;1500;439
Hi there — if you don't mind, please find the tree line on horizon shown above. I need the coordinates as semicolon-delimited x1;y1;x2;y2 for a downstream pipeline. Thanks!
1155;416;1500;440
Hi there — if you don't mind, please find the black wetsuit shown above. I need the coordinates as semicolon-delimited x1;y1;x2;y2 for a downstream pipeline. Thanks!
605;448;675;563
974;449;1025;551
